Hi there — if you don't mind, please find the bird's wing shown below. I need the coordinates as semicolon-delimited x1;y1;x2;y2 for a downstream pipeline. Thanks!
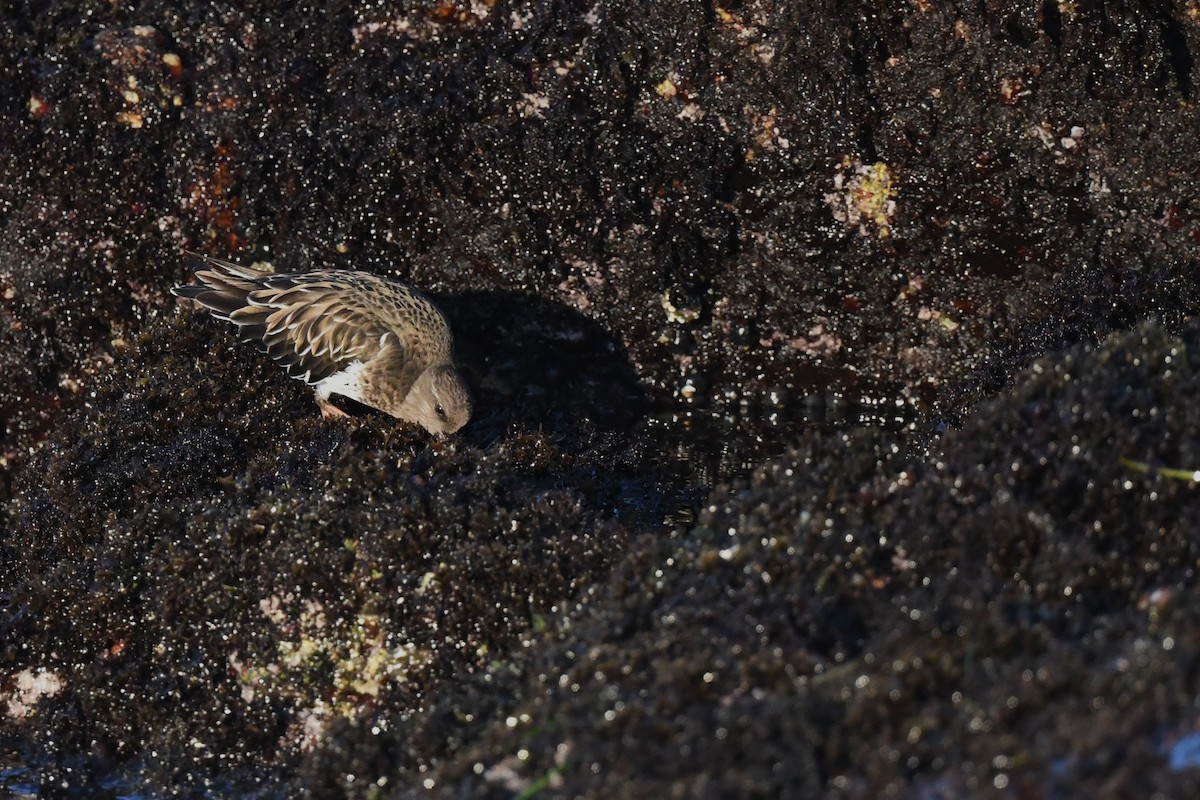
229;274;392;385
174;255;392;385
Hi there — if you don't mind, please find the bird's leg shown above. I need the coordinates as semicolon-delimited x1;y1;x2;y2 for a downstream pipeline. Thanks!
316;391;351;420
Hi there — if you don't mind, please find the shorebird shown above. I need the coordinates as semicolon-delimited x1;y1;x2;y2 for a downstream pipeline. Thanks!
172;253;472;435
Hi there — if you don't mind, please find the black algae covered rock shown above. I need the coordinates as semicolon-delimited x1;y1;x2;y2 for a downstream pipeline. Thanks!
2;297;659;794
407;319;1200;798
4;0;1200;797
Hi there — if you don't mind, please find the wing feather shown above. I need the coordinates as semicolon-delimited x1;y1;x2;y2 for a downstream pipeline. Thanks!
174;254;392;385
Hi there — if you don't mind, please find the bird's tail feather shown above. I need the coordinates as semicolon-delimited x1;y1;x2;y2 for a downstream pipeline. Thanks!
172;251;269;320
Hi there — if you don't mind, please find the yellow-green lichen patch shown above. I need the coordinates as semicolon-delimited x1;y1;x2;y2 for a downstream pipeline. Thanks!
235;594;433;736
662;288;701;324
826;158;897;238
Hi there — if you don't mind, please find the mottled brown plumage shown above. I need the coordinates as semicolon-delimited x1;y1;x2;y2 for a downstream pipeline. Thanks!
172;254;472;434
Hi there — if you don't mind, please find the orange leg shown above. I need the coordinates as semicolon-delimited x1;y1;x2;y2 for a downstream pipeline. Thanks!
318;398;351;420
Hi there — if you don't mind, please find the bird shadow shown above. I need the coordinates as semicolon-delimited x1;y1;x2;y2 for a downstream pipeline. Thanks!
432;290;650;450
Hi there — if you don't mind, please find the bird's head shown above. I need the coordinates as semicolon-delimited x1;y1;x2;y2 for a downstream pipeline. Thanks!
404;363;473;435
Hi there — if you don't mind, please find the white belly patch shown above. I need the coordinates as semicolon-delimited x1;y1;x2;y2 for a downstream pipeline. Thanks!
315;360;366;400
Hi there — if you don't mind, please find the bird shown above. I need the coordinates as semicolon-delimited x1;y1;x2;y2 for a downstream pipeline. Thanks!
171;253;473;435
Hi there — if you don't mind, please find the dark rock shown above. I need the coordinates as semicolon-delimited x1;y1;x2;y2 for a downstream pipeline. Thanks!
4;0;1200;797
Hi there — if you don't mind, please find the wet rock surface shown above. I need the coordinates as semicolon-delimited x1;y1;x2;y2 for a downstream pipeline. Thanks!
4;1;1200;797
416;320;1200;799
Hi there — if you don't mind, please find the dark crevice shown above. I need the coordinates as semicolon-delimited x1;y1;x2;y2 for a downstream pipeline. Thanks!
858;124;879;164
1002;13;1034;49
1042;0;1063;48
1159;12;1194;98
844;24;887;163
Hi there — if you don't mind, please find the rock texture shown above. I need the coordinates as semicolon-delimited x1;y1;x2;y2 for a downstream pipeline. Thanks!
4;1;1200;797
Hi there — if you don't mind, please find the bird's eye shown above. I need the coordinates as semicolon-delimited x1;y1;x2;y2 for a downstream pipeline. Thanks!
435;404;447;420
